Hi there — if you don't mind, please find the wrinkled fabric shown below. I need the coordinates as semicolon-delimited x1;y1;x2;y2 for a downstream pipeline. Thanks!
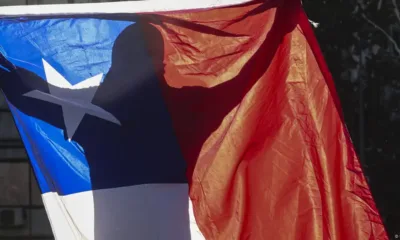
143;0;388;239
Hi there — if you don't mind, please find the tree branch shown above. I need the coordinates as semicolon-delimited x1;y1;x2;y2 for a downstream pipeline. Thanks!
377;0;383;10
309;19;319;28
361;13;400;55
392;0;400;24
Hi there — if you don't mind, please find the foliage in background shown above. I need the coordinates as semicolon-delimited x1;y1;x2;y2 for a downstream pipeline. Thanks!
303;0;400;238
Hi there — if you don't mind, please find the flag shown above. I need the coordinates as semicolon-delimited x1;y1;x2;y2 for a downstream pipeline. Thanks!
0;0;388;239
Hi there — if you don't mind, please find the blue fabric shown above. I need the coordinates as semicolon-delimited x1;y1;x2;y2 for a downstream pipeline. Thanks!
0;65;10;72
0;18;187;196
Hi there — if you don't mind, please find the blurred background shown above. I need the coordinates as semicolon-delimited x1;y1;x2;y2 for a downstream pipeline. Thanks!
0;0;399;239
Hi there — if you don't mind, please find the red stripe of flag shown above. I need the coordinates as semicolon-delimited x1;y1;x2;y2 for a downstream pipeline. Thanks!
142;0;388;239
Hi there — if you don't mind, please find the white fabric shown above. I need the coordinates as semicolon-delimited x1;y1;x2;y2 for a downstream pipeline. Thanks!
0;0;252;16
24;59;121;140
0;1;254;239
42;183;205;240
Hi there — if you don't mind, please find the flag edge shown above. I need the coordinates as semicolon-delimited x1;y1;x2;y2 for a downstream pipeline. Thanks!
0;0;254;17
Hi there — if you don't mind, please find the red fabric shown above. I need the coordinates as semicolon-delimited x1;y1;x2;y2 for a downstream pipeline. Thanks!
141;0;388;239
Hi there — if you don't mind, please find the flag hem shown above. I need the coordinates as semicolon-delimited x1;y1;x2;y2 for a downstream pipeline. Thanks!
0;0;253;17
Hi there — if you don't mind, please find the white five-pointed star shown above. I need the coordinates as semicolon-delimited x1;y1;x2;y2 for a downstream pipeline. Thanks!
23;59;121;141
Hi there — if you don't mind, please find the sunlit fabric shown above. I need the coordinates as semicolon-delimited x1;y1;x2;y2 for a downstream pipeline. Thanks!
0;0;388;239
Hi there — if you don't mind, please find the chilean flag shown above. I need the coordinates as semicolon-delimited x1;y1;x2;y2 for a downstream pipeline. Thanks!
0;0;388;239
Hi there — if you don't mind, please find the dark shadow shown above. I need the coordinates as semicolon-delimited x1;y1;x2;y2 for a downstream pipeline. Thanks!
0;1;298;238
